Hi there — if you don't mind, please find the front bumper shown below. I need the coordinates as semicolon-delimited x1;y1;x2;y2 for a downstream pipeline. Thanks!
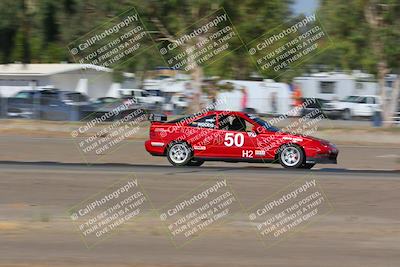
7;110;34;119
306;150;338;164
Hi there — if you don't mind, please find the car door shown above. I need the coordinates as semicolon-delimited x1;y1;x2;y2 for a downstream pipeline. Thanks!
183;114;222;158
8;91;34;117
355;97;371;116
215;113;259;159
352;96;367;116
38;97;67;120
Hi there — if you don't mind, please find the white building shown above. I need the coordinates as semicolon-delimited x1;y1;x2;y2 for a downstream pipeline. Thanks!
0;63;121;99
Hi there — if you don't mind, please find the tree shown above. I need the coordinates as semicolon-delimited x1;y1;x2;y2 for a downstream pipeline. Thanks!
0;1;21;63
139;0;292;112
0;0;293;111
363;0;400;126
318;0;400;126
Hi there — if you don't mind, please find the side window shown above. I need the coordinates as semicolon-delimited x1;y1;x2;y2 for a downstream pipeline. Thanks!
320;81;335;94
219;115;253;132
41;97;58;106
189;115;216;129
358;97;367;104
367;97;375;104
15;92;28;99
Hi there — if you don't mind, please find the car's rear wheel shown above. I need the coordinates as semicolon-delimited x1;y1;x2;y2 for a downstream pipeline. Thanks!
187;159;204;166
167;142;192;166
278;144;305;168
342;109;352;120
300;163;316;169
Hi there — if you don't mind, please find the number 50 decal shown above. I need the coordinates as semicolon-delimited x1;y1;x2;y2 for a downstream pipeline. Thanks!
224;133;244;147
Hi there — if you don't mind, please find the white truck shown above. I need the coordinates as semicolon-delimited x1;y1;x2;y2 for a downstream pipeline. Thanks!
323;95;381;120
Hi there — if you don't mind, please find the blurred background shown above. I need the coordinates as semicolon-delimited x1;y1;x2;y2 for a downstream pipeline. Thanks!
0;2;400;267
0;0;398;127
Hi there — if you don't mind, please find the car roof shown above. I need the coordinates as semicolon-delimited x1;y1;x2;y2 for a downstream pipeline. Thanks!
16;90;35;93
213;110;248;116
347;95;378;97
57;91;83;94
167;110;250;124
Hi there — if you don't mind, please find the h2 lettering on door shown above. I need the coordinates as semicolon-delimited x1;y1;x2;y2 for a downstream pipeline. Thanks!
242;150;253;158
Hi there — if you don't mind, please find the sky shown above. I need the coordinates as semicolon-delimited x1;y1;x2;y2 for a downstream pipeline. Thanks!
293;0;319;15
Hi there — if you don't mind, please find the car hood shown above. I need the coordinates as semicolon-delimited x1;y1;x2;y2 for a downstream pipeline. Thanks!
301;135;330;144
263;131;330;144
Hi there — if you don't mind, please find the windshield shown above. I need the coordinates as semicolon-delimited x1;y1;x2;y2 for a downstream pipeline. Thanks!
14;92;32;99
65;93;88;102
93;98;118;104
342;96;359;102
147;90;162;96
246;114;280;132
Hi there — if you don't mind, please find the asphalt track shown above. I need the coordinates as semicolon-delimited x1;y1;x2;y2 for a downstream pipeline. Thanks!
0;160;399;178
0;136;399;267
0;136;399;170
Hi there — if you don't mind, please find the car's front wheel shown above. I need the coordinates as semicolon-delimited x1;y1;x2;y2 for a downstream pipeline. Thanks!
167;142;192;166
278;144;305;168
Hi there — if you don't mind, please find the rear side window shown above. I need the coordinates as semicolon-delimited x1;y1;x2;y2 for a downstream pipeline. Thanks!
189;115;216;129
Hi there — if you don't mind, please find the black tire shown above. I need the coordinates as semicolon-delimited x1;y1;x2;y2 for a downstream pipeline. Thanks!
187;160;205;166
38;111;46;120
166;142;192;166
342;109;352;120
278;144;305;169
300;163;316;169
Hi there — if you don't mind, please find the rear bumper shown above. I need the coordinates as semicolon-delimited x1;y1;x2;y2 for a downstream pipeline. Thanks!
145;140;166;156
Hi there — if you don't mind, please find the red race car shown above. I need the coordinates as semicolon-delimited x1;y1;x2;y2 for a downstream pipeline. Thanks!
145;111;338;169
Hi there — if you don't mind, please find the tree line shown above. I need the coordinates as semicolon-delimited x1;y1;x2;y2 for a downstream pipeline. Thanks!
0;0;399;125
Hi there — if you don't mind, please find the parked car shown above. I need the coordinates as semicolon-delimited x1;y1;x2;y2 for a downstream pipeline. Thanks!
118;88;150;104
0;94;4;118
323;95;381;120
7;89;89;120
300;98;329;118
145;111;338;169
145;89;165;106
83;96;144;121
162;94;189;114
171;94;188;109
